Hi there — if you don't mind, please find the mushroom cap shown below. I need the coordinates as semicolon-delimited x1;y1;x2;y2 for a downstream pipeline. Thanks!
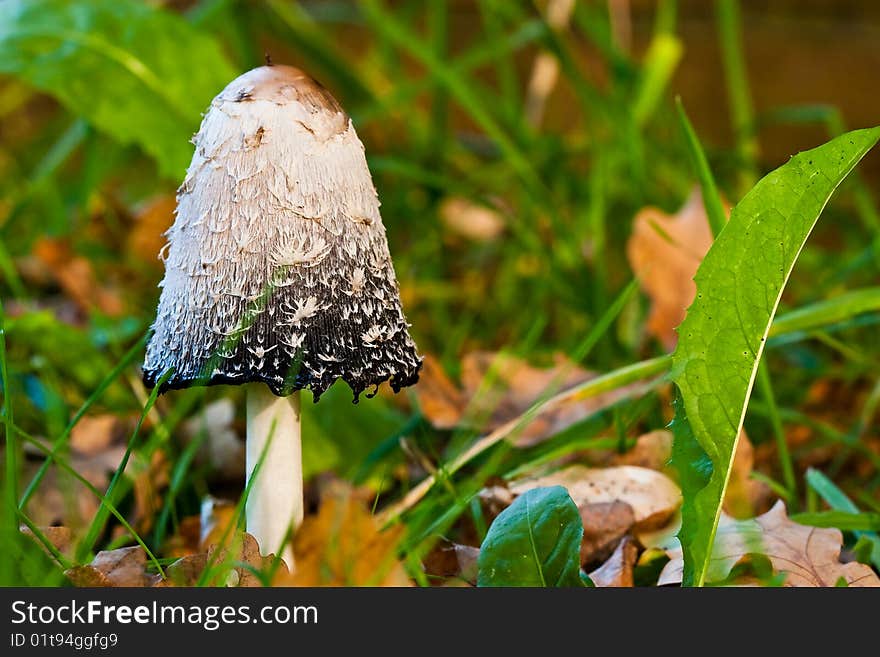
142;65;421;401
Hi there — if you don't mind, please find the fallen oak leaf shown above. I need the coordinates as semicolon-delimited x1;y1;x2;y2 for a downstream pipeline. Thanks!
66;546;150;587
154;553;207;587
658;501;880;587
510;465;682;530
205;532;285;587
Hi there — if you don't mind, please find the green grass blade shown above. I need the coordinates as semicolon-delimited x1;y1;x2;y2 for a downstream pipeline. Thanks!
676;97;727;238
768;287;880;337
791;511;880;532
359;0;545;198
76;370;170;562
16;428;164;577
806;467;880;568
715;0;758;192
0;300;19;544
19;331;148;509
632;33;682;128
670;127;880;587
754;361;796;502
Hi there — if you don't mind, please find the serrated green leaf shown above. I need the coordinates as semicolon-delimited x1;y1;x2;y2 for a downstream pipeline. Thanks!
477;486;584;587
670;126;880;587
0;0;236;179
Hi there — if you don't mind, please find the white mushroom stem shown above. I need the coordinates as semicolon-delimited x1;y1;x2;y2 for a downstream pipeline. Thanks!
245;385;302;569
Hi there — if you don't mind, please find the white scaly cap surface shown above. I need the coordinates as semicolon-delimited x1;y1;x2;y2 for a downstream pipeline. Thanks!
143;65;421;401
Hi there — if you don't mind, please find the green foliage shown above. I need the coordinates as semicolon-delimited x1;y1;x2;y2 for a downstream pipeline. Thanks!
671;127;880;586
805;468;880;568
791;511;880;532
0;0;236;178
477;486;584;587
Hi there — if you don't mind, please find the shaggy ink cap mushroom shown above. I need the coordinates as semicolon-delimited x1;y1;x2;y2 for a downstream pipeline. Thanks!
142;65;422;401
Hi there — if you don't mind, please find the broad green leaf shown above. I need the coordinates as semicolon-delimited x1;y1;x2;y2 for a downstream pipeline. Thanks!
0;0;236;179
671;127;880;587
477;486;583;587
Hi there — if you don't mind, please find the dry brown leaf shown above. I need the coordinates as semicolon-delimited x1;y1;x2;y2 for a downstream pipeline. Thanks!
66;546;149;587
206;532;285;587
580;501;636;566
21;526;73;559
422;539;480;586
659;501;880;587
155;554;207;587
723;431;772;519
128;195;176;270
612;429;673;471
511;465;681;530
418;351;651;447
627;190;728;349
70;415;120;454
278;489;410;586
439;196;505;242
33;237;124;316
589;536;638;587
414;355;464;430
131;450;170;534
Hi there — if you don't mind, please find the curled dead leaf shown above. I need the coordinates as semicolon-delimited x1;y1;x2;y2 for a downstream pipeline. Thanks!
589;536;638;587
422;539;480;586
